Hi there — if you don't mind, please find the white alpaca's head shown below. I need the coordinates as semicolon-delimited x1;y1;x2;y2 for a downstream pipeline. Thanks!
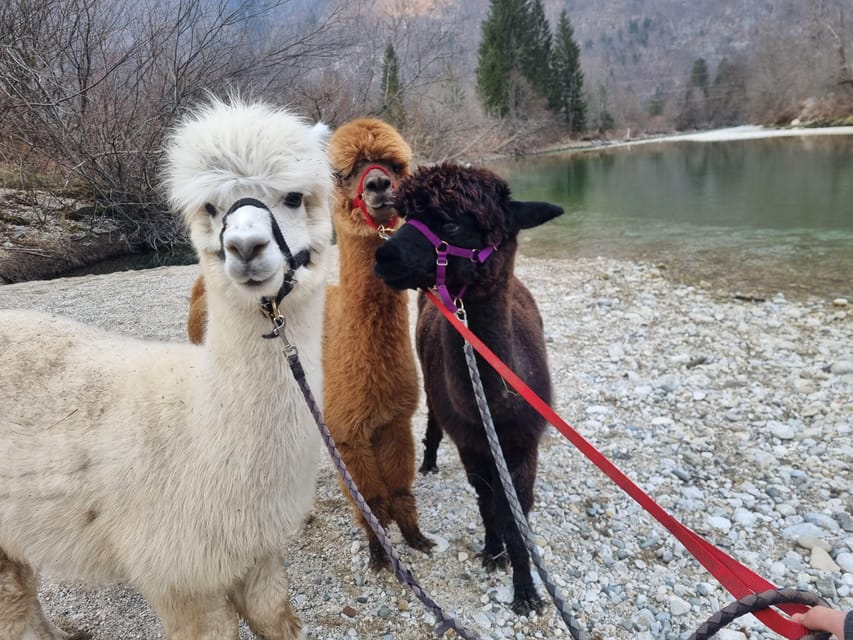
164;96;333;307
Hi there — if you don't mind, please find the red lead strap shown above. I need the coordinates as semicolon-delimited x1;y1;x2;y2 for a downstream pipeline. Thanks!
425;289;811;640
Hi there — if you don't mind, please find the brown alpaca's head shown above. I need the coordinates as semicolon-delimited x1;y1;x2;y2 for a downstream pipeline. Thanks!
328;118;412;237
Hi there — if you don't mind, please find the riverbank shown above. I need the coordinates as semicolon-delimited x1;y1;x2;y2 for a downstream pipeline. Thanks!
3;124;853;285
0;252;850;640
0;187;133;284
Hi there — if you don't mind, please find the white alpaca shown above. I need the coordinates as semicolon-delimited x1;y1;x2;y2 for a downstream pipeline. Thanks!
0;97;333;640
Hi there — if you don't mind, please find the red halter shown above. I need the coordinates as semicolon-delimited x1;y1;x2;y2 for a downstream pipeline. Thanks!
351;163;399;238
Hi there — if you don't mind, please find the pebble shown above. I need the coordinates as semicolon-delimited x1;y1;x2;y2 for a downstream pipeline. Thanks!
708;516;733;531
810;547;841;572
830;360;853;375
669;596;692;616
2;255;849;640
731;508;758;527
837;552;853;573
804;512;841;532
784;523;825;540
767;421;796;440
797;535;832;551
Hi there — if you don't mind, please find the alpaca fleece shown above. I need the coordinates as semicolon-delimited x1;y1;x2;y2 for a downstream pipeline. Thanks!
323;118;434;570
0;96;333;640
373;162;563;614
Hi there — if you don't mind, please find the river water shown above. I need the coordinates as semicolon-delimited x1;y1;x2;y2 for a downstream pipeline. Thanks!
489;130;853;301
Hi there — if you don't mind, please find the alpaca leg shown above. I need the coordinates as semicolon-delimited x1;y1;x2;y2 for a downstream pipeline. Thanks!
418;408;442;474
0;549;87;640
457;448;507;571
147;590;238;640
498;448;542;615
231;554;303;640
363;496;393;571
373;421;435;554
333;436;392;571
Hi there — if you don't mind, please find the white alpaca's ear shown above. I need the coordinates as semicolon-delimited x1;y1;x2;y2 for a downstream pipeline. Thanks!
310;122;332;150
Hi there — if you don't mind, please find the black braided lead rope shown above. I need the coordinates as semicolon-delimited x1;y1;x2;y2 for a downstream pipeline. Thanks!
265;314;482;640
689;588;832;640
460;335;589;640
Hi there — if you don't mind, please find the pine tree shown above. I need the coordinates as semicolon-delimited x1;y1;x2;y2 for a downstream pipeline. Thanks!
476;0;531;119
550;9;587;133
381;43;406;129
521;0;553;101
677;57;710;130
709;57;747;126
478;0;566;120
690;58;709;97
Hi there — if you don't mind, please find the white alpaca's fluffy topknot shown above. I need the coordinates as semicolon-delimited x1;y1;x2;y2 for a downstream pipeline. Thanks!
164;96;332;225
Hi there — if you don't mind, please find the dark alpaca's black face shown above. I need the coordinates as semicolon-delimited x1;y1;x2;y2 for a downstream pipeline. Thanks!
374;163;565;294
374;213;488;292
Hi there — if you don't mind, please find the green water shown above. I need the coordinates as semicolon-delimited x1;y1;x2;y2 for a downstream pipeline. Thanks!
490;135;853;300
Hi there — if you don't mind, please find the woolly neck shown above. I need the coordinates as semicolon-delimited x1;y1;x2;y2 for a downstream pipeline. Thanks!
336;227;407;307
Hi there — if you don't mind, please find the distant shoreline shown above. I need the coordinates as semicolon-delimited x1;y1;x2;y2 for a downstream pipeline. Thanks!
525;124;853;158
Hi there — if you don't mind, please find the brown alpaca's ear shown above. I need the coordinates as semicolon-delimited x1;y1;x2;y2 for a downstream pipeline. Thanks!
508;201;564;231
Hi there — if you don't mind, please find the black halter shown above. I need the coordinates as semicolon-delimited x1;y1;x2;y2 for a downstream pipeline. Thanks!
218;197;311;310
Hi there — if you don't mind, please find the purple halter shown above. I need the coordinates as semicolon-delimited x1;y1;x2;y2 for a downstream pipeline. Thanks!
406;218;499;311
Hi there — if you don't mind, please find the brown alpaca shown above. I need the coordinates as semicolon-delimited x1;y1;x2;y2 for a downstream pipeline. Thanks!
324;118;434;569
185;118;434;569
187;275;207;343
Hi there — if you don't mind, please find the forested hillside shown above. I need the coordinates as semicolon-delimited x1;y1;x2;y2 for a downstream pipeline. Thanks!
1;0;850;259
546;0;852;130
394;0;853;132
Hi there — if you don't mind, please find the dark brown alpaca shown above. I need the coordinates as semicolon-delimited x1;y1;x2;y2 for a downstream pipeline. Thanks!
373;162;563;614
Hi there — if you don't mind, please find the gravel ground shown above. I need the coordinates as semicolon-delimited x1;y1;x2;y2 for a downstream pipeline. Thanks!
0;252;851;640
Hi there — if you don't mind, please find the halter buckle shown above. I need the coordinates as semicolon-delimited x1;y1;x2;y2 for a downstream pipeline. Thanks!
454;298;467;322
260;298;286;339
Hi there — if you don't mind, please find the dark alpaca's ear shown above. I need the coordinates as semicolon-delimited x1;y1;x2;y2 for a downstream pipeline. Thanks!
507;201;564;231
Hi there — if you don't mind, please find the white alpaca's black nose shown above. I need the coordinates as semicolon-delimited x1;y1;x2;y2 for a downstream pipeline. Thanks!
225;234;270;262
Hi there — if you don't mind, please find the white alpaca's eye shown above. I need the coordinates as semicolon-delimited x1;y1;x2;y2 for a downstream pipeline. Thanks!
205;203;218;217
283;193;303;208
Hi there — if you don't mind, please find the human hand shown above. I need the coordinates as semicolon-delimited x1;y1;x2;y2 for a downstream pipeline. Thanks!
791;606;846;639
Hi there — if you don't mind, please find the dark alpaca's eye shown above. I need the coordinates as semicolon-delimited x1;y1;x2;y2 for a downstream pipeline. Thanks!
204;203;218;217
443;222;460;235
283;192;304;208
